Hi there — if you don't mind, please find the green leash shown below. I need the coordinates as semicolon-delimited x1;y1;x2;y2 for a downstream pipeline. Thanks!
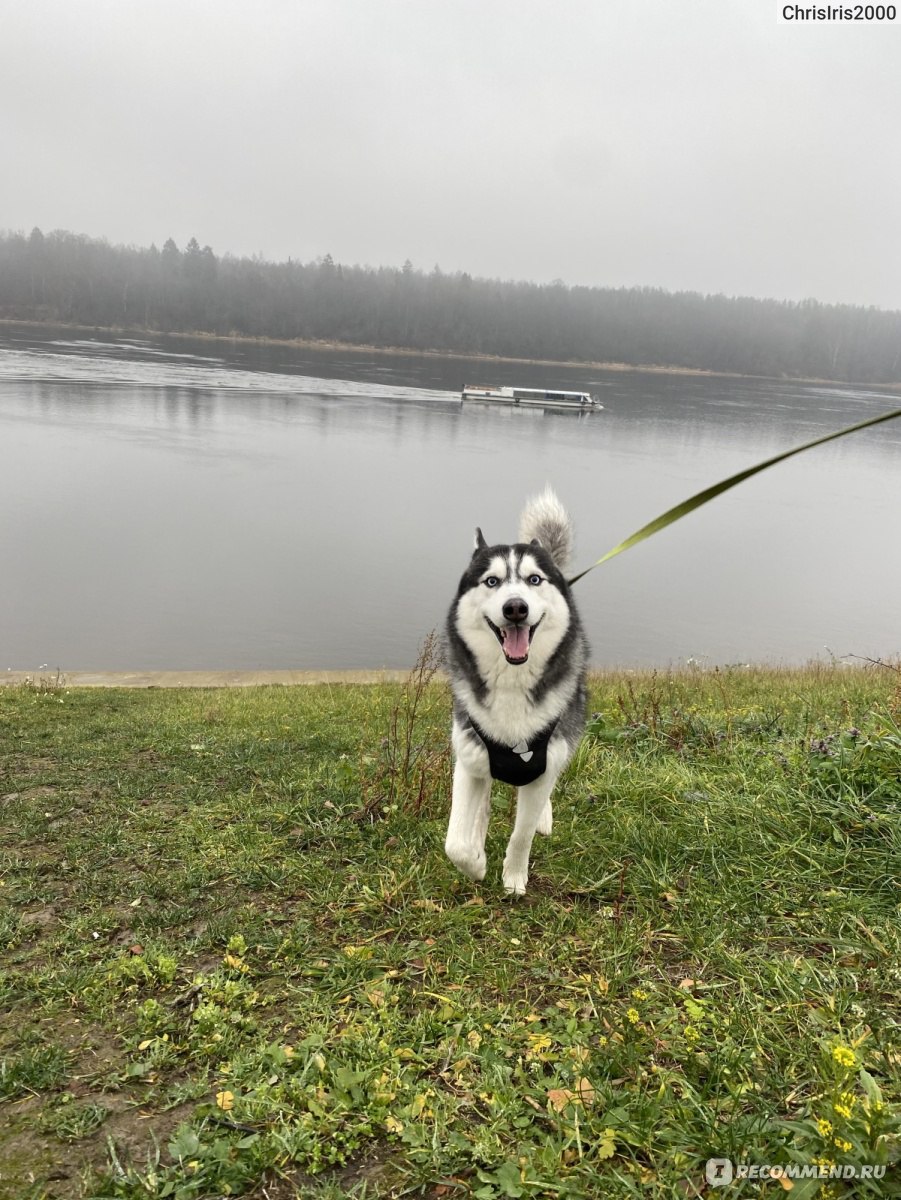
568;406;901;586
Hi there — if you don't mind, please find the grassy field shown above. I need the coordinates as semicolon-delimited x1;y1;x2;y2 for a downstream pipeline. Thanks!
1;663;899;1199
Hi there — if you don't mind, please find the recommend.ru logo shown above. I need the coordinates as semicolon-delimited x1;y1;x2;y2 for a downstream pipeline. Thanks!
706;1159;734;1187
705;1158;887;1186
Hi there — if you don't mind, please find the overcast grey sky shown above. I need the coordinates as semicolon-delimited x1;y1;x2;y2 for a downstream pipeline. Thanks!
4;0;900;309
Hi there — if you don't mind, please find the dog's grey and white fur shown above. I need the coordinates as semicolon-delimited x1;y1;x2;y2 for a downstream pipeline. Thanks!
443;487;588;895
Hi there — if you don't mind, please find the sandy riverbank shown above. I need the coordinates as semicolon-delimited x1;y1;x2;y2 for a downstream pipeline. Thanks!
1;669;412;689
4;317;900;391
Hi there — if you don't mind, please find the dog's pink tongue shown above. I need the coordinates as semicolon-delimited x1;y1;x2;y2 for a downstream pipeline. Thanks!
503;626;530;660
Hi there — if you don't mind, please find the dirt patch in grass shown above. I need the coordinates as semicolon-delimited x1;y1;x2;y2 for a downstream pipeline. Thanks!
1;1096;198;1200
253;1146;401;1200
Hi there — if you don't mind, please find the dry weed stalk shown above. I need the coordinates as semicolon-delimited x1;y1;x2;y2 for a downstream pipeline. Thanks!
359;630;451;818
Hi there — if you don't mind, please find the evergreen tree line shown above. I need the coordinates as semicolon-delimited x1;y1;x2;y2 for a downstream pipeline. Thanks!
2;227;900;383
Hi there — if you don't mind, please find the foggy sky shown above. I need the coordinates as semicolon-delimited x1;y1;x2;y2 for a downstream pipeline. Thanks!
4;0;901;310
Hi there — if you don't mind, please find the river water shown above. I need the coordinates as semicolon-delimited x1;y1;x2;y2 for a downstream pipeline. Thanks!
1;326;898;671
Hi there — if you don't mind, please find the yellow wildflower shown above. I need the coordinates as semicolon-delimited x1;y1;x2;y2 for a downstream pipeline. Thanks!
816;1118;834;1138
631;988;649;1001
834;1137;853;1152
526;1032;553;1059
831;1045;856;1068
626;1008;640;1025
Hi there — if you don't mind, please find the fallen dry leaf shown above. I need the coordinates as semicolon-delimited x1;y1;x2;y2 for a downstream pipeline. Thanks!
547;1088;575;1112
548;1083;595;1111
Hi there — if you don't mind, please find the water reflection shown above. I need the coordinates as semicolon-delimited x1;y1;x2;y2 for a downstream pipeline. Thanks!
1;327;898;670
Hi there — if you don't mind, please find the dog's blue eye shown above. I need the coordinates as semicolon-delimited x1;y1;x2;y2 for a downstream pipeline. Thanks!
528;574;543;586
484;576;500;588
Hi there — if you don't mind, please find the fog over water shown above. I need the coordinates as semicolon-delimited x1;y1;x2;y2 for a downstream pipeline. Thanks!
2;330;899;672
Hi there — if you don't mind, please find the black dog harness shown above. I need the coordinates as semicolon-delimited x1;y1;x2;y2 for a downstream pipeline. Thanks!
469;718;558;787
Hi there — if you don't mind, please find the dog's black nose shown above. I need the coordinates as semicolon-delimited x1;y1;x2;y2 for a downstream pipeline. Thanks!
503;597;529;624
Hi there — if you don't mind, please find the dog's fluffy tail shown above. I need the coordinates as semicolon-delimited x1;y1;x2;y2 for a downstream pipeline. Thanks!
518;486;574;572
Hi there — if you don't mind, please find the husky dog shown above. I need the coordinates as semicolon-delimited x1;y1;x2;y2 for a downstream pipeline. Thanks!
443;488;589;895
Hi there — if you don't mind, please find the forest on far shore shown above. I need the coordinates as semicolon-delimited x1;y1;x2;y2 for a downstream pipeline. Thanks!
2;227;900;384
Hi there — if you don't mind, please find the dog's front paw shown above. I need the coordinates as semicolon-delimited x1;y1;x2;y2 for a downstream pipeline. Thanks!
502;870;528;897
445;838;487;882
536;801;552;837
502;857;529;896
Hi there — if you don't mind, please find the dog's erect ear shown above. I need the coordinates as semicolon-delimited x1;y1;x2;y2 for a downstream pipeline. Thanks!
473;528;488;553
529;537;542;549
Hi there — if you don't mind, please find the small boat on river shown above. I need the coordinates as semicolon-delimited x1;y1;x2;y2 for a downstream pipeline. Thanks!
461;385;602;410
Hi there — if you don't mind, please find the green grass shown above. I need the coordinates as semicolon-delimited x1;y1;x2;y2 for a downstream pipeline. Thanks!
1;665;899;1199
